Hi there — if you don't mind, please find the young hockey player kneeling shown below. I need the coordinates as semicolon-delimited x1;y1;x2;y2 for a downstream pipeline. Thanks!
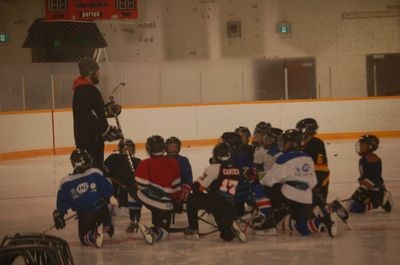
345;135;393;213
53;149;116;248
261;130;340;237
135;135;182;244
104;139;142;233
185;143;246;242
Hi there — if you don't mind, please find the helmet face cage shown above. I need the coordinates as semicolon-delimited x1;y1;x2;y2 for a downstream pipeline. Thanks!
254;121;271;135
118;139;135;156
221;132;243;151
165;136;181;155
278;129;302;152
296;118;318;140
213;143;233;163
266;128;283;146
70;149;93;173
146;135;165;156
355;134;379;155
235;126;251;139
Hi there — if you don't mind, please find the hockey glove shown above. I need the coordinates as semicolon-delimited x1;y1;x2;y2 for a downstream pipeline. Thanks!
180;184;192;202
251;213;266;229
53;209;66;230
105;101;122;118
243;167;257;182
103;126;122;142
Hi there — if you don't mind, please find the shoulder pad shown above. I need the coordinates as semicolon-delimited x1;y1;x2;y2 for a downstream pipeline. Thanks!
366;153;381;163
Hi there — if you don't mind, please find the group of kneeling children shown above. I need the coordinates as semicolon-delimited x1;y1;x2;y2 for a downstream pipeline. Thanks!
52;118;393;247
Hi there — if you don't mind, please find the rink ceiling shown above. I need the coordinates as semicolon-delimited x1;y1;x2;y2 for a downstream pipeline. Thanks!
0;139;400;265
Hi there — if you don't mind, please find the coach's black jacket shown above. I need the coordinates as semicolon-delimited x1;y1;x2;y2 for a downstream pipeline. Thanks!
72;78;109;148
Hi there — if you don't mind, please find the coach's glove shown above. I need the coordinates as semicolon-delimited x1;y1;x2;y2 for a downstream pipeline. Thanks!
103;126;122;142
105;101;121;118
53;209;66;230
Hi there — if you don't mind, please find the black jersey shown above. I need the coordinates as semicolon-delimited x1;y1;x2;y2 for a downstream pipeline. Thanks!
240;144;255;162
73;83;109;147
104;153;141;193
207;163;242;200
302;137;329;185
359;154;384;187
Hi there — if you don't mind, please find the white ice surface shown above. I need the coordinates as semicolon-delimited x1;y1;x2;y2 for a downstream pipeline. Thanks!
0;139;399;265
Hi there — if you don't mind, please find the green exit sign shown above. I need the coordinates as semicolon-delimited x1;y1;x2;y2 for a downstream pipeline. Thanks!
276;22;291;34
0;32;10;43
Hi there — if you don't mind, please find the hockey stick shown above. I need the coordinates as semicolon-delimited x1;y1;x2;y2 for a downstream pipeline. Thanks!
168;226;218;237
107;82;137;176
181;209;218;229
110;82;126;97
42;213;77;234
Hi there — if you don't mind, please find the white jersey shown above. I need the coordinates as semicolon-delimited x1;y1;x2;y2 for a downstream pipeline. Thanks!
261;151;317;204
197;164;220;190
254;146;268;168
254;146;281;179
263;145;282;174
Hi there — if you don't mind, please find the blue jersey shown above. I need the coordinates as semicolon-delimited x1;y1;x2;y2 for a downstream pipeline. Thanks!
232;151;255;203
56;168;113;215
232;151;253;169
267;145;280;157
169;154;193;185
359;154;383;187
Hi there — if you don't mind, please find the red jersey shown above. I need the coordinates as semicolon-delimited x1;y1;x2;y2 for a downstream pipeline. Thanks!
135;156;181;210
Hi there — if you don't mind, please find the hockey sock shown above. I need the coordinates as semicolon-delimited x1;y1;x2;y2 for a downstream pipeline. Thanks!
256;197;273;215
278;215;296;234
82;230;96;246
350;200;377;213
129;208;142;222
295;218;322;235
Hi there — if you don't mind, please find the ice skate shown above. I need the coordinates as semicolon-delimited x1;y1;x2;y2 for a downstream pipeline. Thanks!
232;221;247;242
381;191;393;212
95;224;104;248
137;222;155;245
125;221;139;233
184;228;200;240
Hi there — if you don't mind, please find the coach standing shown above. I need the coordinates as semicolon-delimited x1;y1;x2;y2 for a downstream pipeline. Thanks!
72;57;121;169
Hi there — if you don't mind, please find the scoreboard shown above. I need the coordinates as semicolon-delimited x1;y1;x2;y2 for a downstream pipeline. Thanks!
45;0;138;20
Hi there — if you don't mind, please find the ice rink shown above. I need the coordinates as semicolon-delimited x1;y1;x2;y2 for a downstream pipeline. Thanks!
0;138;399;265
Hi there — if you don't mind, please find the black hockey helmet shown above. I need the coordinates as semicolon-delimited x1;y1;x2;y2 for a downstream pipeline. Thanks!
146;135;165;156
235;126;251;139
220;132;243;151
266;127;283;144
78;57;99;77
70;149;93;173
213;143;233;163
356;134;379;154
278;129;302;152
118;139;136;155
254;121;271;135
165;136;181;155
296;118;319;139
